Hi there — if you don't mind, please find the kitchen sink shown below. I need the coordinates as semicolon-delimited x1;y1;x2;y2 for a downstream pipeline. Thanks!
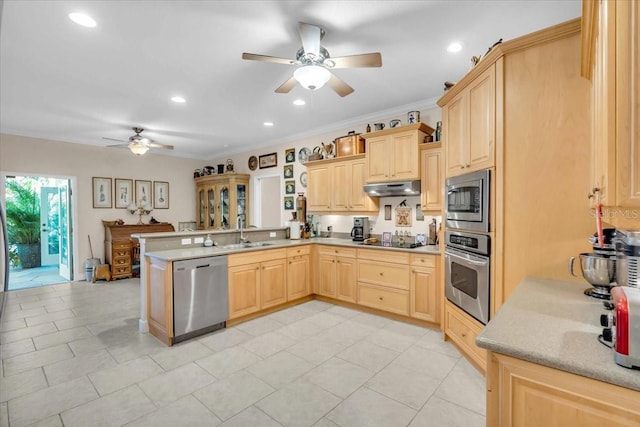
219;242;272;250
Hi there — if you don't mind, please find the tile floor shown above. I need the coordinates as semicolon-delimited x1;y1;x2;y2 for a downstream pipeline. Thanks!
8;266;68;291
0;279;486;427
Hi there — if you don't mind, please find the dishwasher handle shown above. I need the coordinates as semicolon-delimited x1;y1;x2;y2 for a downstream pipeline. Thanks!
196;264;210;269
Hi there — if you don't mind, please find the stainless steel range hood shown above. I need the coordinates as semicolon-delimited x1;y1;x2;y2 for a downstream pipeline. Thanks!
363;180;421;197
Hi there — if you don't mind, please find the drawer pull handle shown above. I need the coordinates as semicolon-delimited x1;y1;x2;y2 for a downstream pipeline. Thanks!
461;332;467;338
379;296;383;301
379;272;383;276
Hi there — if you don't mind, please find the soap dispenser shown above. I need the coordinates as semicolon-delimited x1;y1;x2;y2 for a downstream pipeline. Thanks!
204;234;214;247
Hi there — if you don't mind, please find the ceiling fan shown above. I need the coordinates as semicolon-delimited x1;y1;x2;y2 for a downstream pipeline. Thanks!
242;22;382;97
102;127;174;155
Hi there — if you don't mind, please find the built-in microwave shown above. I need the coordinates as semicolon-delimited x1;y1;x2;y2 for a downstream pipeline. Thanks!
445;169;490;233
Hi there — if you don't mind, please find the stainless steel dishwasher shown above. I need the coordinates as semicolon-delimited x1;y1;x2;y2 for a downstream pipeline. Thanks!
173;256;228;343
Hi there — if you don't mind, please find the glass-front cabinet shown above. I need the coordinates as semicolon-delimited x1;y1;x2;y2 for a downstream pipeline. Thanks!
195;174;250;230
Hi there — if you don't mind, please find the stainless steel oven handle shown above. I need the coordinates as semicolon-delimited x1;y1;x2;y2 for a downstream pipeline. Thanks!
445;247;489;265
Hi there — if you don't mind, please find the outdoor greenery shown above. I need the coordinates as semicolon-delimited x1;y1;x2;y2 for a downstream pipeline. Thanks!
5;180;40;245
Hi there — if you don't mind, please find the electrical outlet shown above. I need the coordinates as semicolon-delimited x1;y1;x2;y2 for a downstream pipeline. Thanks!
181;238;192;245
194;237;204;244
269;232;276;237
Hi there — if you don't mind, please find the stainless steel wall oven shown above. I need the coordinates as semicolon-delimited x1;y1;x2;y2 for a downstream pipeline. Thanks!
444;230;491;324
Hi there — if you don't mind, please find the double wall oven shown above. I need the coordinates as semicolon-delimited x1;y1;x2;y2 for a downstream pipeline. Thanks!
444;169;492;325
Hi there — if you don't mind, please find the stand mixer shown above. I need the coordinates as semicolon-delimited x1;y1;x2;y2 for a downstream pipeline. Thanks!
569;228;617;299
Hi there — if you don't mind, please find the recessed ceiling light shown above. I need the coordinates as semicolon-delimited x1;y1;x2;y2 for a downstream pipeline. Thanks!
447;42;462;53
171;96;186;103
223;144;229;147
263;122;274;127
68;12;97;28
293;99;306;106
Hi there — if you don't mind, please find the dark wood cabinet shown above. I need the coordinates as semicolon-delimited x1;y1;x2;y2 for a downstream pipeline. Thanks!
104;223;174;279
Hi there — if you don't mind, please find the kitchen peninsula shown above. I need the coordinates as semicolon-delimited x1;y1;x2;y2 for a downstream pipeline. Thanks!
136;229;441;346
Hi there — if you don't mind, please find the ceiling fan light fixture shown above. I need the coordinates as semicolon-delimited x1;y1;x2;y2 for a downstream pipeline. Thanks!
129;144;149;155
294;65;331;91
68;12;97;28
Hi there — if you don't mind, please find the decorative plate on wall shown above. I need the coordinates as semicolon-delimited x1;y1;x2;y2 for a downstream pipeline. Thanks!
298;147;311;164
248;156;258;171
299;171;307;188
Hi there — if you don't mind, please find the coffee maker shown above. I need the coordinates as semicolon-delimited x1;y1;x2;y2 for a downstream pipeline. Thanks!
351;217;370;242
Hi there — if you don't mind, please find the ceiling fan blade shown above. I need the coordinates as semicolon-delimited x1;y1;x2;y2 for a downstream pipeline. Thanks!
148;142;174;150
106;143;130;149
275;76;298;94
327;73;354;97
102;137;128;143
242;53;296;65
298;22;321;57
330;53;382;69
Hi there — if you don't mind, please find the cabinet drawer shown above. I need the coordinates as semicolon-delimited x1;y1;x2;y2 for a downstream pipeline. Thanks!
357;260;409;290
357;248;409;264
113;241;131;250
410;254;437;267
318;245;356;258
286;245;311;257
228;248;286;266
112;256;130;266
114;249;130;258
358;283;409;315
444;302;486;369
111;265;132;276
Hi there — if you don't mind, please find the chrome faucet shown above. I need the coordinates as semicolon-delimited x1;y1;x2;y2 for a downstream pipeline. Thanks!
238;216;249;243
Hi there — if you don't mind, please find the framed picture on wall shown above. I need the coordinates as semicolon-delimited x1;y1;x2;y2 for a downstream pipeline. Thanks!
283;164;294;179
259;153;277;169
285;148;295;163
285;180;295;194
284;196;294;210
153;181;169;209
114;178;132;209
135;180;152;206
92;177;112;208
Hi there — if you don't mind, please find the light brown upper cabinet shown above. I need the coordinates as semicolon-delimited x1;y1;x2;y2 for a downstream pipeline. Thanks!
583;0;640;208
306;155;378;214
363;123;433;183
420;143;443;213
442;65;495;177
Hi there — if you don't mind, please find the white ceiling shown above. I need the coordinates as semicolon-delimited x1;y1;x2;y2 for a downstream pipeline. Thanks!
0;0;581;159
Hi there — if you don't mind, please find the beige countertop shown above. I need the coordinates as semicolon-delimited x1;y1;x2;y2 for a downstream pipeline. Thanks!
145;237;441;261
476;277;640;392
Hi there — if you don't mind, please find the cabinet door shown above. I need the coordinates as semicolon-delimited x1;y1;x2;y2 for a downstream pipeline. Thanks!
196;186;206;230
492;354;640;427
318;255;336;297
336;256;357;302
421;147;443;212
467;65;495;172
261;258;287;309
444;93;467;175
615;0;640;207
390;132;420;180
219;185;230;229
366;136;389;182
331;163;349;210
287;255;310;300
228;263;260;319
207;186;217;229
307;165;332;212
349;159;378;212
410;266;439;323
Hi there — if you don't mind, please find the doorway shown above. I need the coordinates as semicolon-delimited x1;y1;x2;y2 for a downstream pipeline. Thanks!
253;174;282;227
3;175;74;291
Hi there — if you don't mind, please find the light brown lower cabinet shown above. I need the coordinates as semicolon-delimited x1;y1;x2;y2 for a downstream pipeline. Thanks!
146;257;173;346
228;249;287;319
317;246;357;302
409;254;439;323
487;352;640;426
444;301;486;372
286;246;311;301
